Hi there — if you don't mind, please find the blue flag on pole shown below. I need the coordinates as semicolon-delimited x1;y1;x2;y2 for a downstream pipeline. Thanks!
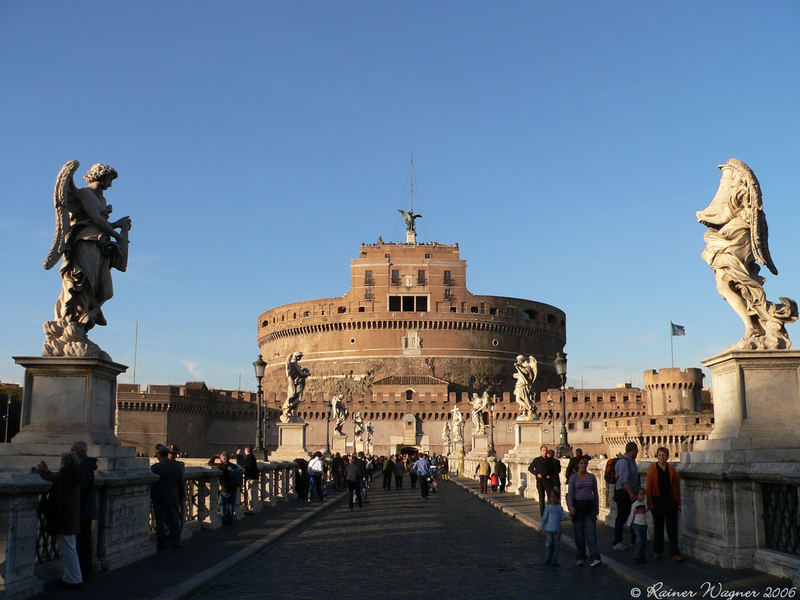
671;322;686;336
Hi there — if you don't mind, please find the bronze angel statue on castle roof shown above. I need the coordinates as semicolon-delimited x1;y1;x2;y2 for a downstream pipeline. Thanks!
697;158;797;350
42;160;131;360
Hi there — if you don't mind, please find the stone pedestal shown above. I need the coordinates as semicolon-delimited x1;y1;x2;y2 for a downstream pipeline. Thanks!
0;355;155;591
268;422;310;462
332;433;347;455
503;419;546;498
0;357;146;471
679;350;800;583
464;434;493;476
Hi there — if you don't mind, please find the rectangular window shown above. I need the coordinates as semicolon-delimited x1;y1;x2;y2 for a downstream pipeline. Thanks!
364;270;373;285
461;302;466;313
568;423;576;431
480;302;485;314
303;311;310;317
571;396;578;403
583;422;590;429
507;307;514;317
584;396;590;402
402;296;415;311
424;253;430;259
650;419;656;425
389;296;401;311
391;270;400;284
609;396;616;403
364;289;373;299
489;307;497;315
444;270;452;285
415;296;428;312
667;418;674;424
418;270;426;285
450;306;457;313
358;306;365;312
444;288;452;299
623;396;629;402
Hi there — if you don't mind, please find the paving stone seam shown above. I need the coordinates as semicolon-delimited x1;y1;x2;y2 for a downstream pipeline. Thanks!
152;491;347;600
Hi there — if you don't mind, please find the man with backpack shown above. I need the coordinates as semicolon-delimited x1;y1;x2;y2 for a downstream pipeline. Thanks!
208;452;242;525
612;442;639;551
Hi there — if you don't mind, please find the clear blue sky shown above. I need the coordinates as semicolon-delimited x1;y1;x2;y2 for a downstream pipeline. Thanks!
2;2;799;392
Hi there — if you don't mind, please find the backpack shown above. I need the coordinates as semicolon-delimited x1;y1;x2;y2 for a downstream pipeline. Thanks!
225;464;243;489
604;458;618;484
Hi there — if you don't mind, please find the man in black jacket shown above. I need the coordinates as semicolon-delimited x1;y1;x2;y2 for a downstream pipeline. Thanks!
238;447;259;512
71;441;97;581
152;444;184;548
344;455;364;509
528;445;554;516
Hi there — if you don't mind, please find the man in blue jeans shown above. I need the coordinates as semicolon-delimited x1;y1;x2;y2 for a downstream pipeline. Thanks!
613;442;639;551
413;454;433;498
208;452;238;525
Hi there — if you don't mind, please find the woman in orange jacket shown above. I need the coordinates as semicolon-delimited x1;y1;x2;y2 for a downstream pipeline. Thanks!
645;447;682;562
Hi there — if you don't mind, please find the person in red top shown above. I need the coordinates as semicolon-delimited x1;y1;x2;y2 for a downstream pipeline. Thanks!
645;447;683;562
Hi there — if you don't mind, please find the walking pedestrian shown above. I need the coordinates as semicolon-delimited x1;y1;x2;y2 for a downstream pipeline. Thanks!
413;453;433;498
529;445;554;516
568;455;601;567
541;490;570;566
646;447;683;562
36;452;83;589
345;455;363;509
626;488;648;564
71;440;97;582
393;456;406;489
239;446;259;512
496;459;507;492
382;455;395;490
208;452;241;525
153;444;184;548
613;442;639;551
476;457;491;494
307;451;326;502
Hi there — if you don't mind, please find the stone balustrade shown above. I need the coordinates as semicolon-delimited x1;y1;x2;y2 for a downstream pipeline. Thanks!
0;459;298;600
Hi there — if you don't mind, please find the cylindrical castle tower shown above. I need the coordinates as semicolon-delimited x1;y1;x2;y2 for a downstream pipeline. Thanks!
257;240;566;399
643;368;705;415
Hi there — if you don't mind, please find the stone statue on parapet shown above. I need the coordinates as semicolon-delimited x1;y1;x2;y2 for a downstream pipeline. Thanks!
397;208;422;234
469;391;490;435
450;406;465;444
697;159;798;350
282;352;309;422
441;421;451;455
353;412;365;439
331;394;349;435
42;160;131;360
365;421;374;445
513;355;538;420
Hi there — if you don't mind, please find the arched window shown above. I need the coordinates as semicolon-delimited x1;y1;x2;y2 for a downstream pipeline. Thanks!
405;389;414;401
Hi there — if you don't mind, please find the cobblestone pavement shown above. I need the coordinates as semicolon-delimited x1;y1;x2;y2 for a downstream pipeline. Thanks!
189;481;634;600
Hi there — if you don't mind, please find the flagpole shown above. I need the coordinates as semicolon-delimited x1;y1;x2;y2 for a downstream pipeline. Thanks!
670;321;674;368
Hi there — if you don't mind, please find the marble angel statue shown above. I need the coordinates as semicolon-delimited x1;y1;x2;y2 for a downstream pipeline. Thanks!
331;394;349;435
441;421;451;454
282;352;309;422
353;412;365;439
42;160;131;359
450;406;465;444
513;355;538;419
697;159;797;350
469;391;490;435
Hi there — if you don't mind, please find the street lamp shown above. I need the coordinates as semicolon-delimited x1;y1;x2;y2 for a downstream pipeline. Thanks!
253;354;267;460
554;351;572;458
324;401;332;459
489;395;495;456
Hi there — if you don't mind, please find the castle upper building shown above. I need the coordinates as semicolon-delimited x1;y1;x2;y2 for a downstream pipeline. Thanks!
257;238;567;399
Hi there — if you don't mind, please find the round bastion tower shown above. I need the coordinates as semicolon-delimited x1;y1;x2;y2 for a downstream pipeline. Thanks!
643;368;704;415
257;236;567;400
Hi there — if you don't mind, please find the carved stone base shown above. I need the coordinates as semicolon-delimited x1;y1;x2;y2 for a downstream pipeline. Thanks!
678;350;800;583
503;420;547;498
0;356;147;471
267;422;310;462
332;433;348;455
697;350;800;450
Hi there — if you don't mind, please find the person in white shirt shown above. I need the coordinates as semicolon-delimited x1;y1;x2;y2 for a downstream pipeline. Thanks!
307;452;326;503
626;488;648;564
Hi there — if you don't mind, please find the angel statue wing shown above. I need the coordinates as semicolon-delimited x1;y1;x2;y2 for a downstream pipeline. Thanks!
43;160;80;270
528;356;538;384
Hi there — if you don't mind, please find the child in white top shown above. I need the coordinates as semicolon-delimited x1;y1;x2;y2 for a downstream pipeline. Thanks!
626;488;648;563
